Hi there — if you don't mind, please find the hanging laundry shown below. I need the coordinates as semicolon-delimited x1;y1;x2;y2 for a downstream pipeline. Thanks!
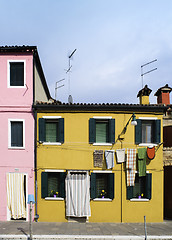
116;149;125;163
126;149;136;186
105;150;114;169
138;148;147;177
93;150;103;167
147;146;155;160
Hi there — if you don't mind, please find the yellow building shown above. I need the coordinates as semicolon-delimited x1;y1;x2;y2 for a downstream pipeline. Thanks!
34;87;165;223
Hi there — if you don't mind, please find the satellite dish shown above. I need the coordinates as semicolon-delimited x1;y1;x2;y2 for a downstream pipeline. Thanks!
68;95;73;104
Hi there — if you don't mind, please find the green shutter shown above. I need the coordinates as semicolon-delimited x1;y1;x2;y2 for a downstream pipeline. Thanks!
108;173;115;199
154;119;161;144
109;119;115;144
59;118;64;143
59;172;66;198
135;119;142;144
127;186;133;200
146;173;152;200
90;173;96;199
89;118;96;143
39;118;45;142
41;172;48;198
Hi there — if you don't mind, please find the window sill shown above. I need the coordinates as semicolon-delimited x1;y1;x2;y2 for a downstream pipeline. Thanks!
130;198;149;202
93;198;112;201
42;142;62;146
93;143;112;146
138;143;157;147
45;197;64;201
8;146;25;150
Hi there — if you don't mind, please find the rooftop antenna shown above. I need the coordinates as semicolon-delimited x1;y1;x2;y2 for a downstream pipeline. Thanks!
141;59;157;88
65;49;77;103
55;79;65;101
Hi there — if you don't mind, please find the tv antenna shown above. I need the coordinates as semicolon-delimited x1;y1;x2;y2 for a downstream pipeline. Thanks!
55;79;65;101
65;49;77;103
141;59;157;88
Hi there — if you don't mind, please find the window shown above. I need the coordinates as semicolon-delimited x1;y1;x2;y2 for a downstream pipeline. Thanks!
163;126;172;147
9;119;25;148
39;117;64;144
127;173;152;200
89;118;115;144
8;61;25;87
135;119;161;145
41;171;66;199
90;172;114;200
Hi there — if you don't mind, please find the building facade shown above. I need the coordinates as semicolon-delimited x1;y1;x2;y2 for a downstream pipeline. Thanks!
0;46;50;221
34;93;165;222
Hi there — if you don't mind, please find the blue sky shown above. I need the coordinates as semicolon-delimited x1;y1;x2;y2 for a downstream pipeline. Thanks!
1;0;172;104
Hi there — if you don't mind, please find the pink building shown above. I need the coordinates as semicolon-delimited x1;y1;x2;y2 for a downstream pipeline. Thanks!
0;46;51;221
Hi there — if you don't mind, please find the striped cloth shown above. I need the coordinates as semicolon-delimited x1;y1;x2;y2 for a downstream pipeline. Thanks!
126;149;136;186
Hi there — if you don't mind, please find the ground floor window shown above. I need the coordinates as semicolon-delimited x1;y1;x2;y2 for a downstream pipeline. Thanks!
90;172;114;200
41;171;66;198
127;173;152;200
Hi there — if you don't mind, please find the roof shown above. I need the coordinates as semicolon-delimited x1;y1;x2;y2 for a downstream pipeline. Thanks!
0;45;51;100
154;84;172;96
33;100;167;113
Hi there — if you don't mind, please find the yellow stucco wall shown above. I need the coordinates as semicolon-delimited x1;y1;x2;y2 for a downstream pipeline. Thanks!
36;111;163;223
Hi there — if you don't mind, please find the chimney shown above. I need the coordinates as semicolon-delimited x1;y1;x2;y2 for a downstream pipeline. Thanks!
137;85;152;105
154;84;172;105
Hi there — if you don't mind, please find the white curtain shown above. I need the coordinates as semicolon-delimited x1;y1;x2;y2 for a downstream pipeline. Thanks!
66;171;91;217
7;173;26;219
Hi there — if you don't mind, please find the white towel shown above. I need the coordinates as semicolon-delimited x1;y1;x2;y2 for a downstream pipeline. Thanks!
116;149;125;163
105;150;114;169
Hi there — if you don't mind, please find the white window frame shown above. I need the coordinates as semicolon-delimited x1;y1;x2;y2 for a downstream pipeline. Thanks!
138;117;158;147
8;119;25;149
42;116;62;145
7;60;26;88
93;116;112;146
44;169;65;201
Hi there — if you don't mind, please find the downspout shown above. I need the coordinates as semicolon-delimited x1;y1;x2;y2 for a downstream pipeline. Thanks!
33;53;39;221
33;108;39;221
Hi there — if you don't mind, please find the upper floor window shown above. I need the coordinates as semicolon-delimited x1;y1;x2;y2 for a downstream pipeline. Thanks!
39;117;64;145
8;119;25;149
135;118;161;145
89;117;115;145
163;126;172;147
8;60;25;87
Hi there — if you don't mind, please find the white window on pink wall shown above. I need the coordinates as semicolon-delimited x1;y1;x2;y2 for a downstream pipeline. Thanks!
7;60;26;88
8;119;25;149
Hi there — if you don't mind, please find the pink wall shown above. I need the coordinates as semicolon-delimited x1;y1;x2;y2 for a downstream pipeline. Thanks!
0;53;33;106
0;53;35;221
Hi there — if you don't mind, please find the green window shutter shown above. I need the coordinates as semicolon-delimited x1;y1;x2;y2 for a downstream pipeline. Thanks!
146;173;152;200
41;172;48;198
59;172;66;198
135;119;142;144
90;173;96;199
109;119;115;144
46;122;57;142
108;173;115;199
154;119;161;144
89;118;96;143
58;118;64;143
39;118;45;142
127;186;133;200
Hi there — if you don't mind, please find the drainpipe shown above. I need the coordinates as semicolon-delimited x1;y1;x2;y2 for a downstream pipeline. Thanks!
33;108;39;221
